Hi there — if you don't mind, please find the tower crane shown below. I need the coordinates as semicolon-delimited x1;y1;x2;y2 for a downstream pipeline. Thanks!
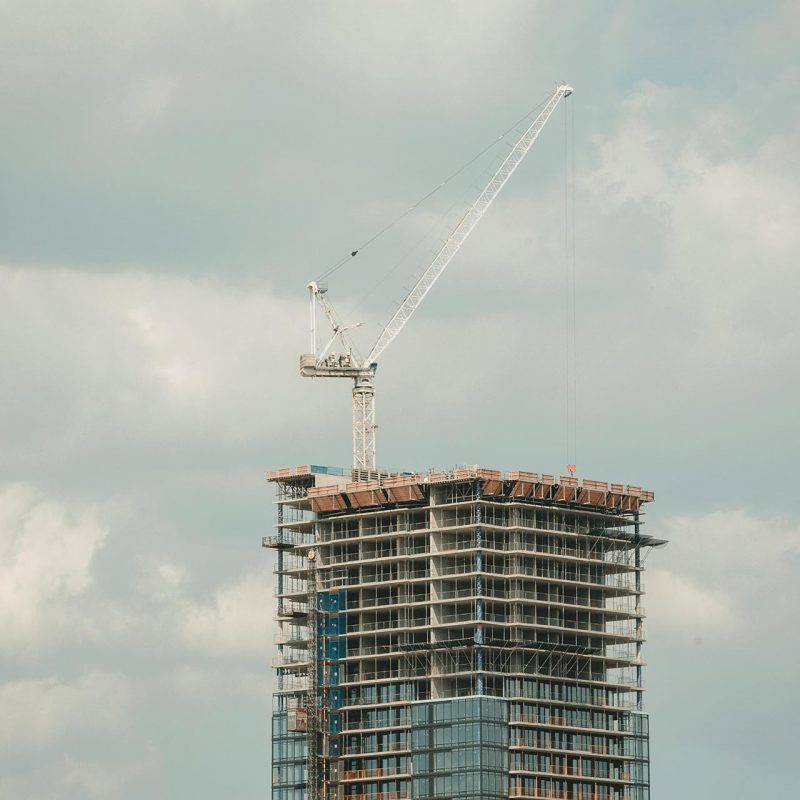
300;83;573;471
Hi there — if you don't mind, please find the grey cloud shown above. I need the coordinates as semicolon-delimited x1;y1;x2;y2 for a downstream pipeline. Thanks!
0;484;108;653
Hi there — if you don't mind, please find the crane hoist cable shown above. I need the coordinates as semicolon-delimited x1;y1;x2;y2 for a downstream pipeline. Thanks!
352;193;464;314
564;93;578;475
315;93;553;284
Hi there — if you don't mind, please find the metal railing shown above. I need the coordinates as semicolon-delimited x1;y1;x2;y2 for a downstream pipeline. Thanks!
342;740;409;756
342;767;409;781
345;793;409;800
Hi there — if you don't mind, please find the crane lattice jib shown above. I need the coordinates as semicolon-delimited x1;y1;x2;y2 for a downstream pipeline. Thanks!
366;84;572;365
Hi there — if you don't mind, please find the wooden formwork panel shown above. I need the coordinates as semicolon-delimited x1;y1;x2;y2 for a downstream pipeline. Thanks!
481;478;504;496
578;488;608;506
605;493;622;509
386;484;424;503
267;465;311;481
382;475;419;489
347;488;388;508
508;470;538;482
554;485;578;502
620;495;643;511
308;484;339;498
510;480;534;498
345;479;381;494
606;483;625;509
310;494;347;513
578;479;609;506
426;471;450;483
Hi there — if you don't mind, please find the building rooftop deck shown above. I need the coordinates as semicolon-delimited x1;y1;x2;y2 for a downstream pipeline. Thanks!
267;464;654;513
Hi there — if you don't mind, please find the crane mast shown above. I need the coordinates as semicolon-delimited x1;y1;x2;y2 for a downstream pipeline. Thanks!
300;83;573;471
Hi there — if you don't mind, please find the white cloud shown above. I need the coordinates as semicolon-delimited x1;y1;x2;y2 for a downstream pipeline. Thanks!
0;484;107;652
586;81;800;366
646;568;735;636
0;267;322;455
176;569;275;660
0;672;132;757
121;75;177;131
647;509;800;639
137;560;188;606
61;753;158;800
661;509;800;588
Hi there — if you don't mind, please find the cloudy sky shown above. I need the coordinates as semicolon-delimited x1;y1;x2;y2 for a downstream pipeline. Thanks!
2;1;798;797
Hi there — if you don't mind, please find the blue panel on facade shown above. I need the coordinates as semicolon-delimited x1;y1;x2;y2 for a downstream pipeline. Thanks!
329;593;340;612
329;688;342;709
309;464;348;477
328;640;340;660
328;713;341;734
328;616;340;636
329;665;340;685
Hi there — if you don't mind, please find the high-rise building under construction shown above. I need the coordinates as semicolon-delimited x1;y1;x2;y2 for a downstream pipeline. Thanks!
267;464;662;800
269;78;663;800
